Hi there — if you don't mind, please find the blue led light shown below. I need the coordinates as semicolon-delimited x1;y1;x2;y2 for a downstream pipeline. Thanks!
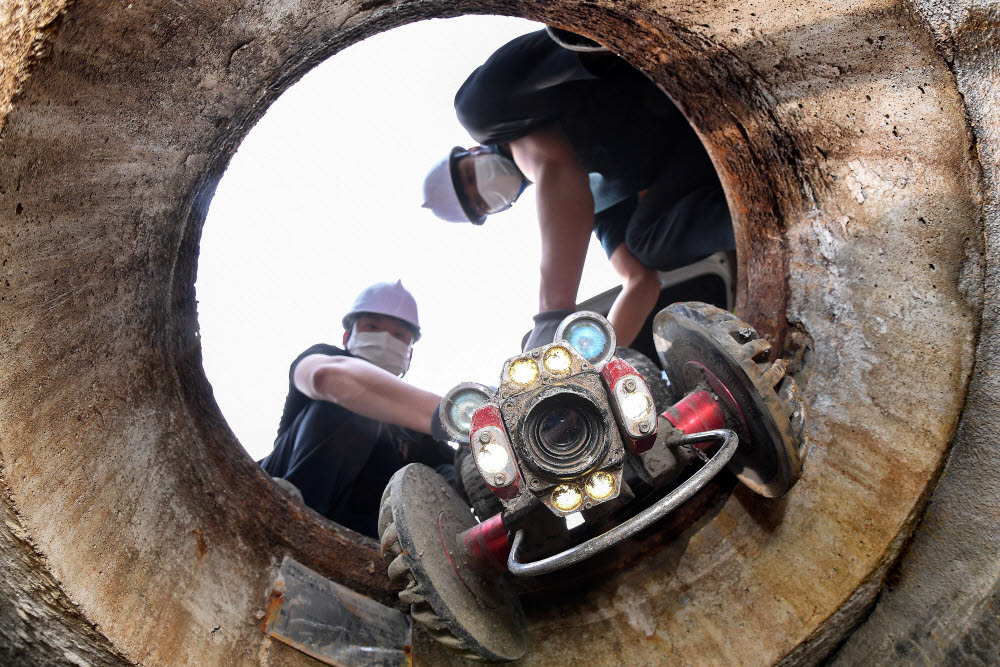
565;320;610;364
448;391;487;435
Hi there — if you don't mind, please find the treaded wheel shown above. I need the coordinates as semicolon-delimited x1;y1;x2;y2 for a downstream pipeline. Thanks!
378;464;527;662
653;302;807;497
457;447;504;521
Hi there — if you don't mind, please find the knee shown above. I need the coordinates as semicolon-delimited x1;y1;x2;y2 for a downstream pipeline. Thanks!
633;268;661;299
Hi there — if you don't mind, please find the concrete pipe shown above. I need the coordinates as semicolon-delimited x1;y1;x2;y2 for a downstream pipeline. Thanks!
1;0;997;664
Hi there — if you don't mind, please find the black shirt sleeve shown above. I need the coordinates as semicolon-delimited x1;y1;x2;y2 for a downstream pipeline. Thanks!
275;344;348;436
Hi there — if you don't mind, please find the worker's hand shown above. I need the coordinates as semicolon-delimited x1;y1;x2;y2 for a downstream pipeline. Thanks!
522;309;574;352
430;400;450;442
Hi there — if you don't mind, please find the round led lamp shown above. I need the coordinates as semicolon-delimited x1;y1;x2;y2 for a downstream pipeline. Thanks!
586;471;616;500
554;311;617;370
551;484;583;512
509;358;540;386
439;382;495;443
542;345;573;375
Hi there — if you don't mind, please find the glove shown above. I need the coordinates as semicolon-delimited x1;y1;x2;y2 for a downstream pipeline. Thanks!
521;309;575;352
430;400;449;442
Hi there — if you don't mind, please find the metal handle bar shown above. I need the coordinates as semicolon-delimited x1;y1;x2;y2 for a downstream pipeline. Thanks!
507;429;738;577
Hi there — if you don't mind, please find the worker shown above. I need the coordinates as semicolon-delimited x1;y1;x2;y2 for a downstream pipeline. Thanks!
260;280;455;539
422;28;735;350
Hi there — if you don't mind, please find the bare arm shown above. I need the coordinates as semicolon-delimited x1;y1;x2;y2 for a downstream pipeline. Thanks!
607;244;661;347
293;355;441;434
509;125;594;312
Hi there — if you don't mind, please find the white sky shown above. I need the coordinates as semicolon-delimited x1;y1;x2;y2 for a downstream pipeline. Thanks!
196;16;621;460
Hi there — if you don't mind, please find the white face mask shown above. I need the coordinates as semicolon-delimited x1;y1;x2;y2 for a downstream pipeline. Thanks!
473;152;525;214
347;330;412;376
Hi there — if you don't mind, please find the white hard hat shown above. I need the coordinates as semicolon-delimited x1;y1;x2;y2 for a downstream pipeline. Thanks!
545;26;610;52
422;147;485;225
342;280;421;340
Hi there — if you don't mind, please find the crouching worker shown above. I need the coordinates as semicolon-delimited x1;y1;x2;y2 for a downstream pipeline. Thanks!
260;280;455;539
423;28;735;351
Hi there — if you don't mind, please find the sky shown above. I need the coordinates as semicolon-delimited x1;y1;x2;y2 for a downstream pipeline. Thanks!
196;16;621;460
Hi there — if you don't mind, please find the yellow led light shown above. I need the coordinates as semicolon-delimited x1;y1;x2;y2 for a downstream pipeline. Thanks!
586;471;616;500
476;442;509;474
509;358;539;386
543;346;573;374
551;484;583;512
620;391;653;421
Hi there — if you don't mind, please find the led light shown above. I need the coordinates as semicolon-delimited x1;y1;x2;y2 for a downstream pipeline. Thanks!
551;484;583;512
447;390;487;437
543;346;573;374
564;319;610;364
476;442;509;474
509;358;539;386
585;471;616;500
620;390;653;421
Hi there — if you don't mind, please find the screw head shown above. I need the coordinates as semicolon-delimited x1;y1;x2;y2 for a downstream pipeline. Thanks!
530;479;540;488
639;422;651;434
478;431;491;444
494;473;507;485
624;379;637;392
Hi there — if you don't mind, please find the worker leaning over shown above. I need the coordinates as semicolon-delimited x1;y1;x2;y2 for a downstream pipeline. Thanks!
260;280;455;539
423;28;735;350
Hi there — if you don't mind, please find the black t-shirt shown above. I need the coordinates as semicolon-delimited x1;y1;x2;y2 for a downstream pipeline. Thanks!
275;343;347;436
264;344;454;536
274;344;453;469
455;29;714;258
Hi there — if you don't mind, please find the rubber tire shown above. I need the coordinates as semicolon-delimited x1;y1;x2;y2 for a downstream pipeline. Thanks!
654;301;807;497
378;464;527;662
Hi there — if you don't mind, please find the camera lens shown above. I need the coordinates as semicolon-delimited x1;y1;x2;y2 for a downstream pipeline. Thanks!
522;392;607;478
537;406;588;452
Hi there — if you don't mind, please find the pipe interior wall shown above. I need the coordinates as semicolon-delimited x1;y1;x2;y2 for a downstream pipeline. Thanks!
0;0;996;663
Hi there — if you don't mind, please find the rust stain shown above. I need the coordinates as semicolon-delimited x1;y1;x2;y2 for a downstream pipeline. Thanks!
262;587;285;632
190;528;208;560
0;0;986;664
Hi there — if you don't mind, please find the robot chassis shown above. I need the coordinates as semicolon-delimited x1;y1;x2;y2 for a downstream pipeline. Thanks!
378;302;808;661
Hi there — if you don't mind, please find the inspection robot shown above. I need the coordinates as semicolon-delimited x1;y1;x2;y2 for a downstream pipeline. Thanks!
378;302;807;661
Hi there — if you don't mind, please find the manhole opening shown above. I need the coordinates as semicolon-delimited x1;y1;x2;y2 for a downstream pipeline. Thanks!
195;10;751;595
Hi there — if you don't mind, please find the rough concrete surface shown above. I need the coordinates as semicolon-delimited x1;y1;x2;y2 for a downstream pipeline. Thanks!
0;0;997;665
831;1;1000;663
